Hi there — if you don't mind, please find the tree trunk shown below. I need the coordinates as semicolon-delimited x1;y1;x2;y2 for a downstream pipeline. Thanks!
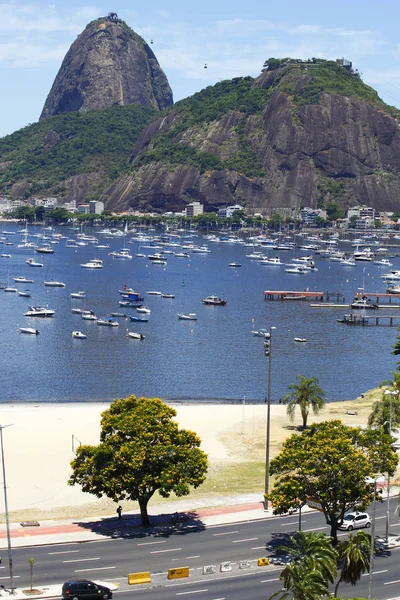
330;521;339;546
138;496;150;527
333;577;341;598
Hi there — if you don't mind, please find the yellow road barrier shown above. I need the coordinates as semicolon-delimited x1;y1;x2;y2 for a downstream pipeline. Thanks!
167;566;190;579
257;557;270;566
128;571;151;585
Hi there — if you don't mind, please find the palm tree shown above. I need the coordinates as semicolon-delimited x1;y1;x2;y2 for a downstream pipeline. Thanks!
333;530;371;597
281;375;326;428
269;531;337;600
368;390;400;434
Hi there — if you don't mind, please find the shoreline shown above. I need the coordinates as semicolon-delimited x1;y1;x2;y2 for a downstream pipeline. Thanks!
0;394;379;522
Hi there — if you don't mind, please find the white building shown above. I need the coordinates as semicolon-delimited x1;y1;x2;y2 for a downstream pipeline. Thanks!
218;204;243;218
185;202;204;218
89;200;105;214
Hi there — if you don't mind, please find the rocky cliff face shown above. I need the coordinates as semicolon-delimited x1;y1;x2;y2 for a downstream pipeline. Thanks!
101;65;400;215
40;17;172;119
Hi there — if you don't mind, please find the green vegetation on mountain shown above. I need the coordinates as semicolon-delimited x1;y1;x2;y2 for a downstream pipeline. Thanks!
0;104;156;197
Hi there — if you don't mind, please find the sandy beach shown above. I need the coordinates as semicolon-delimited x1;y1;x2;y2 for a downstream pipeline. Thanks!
0;393;382;522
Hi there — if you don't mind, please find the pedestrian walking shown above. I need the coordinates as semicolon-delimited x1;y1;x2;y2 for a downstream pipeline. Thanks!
116;505;122;520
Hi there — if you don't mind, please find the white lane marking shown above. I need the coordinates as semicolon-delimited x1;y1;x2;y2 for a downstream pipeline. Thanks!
74;566;116;573
151;547;182;554
252;546;266;550
384;579;400;585
281;521;302;526
303;527;327;532
49;550;80;555
261;578;280;583
63;557;100;563
0;576;20;581
213;530;239;537
232;537;258;543
137;540;167;546
186;556;200;559
362;569;388;576
176;591;208;596
376;516;386;520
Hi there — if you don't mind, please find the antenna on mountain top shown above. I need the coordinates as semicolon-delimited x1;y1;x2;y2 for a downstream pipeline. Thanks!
107;12;119;21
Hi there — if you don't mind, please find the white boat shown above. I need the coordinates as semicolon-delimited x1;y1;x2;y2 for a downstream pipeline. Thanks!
18;290;31;297
284;265;309;274
373;258;393;267
44;280;65;287
35;244;54;254
24;306;55;317
72;331;87;339
126;331;145;340
258;257;283;266
80;259;103;269
251;329;269;337
202;295;227;306
353;248;374;261
26;258;44;267
162;294;175;299
109;249;132;259
136;307;151;314
177;313;197;320
174;252;190;258
70;291;87;299
81;313;97;321
13;276;34;283
229;262;242;267
4;286;17;292
350;298;379;310
340;258;357;267
19;327;39;335
294;337;307;343
97;317;119;327
147;291;163;296
72;308;94;315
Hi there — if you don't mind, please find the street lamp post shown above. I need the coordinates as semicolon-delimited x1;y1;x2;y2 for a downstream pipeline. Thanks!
383;388;398;544
366;475;385;600
264;326;276;509
0;424;14;594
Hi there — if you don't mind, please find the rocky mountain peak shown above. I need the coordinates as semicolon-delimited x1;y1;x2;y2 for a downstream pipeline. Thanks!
40;15;173;120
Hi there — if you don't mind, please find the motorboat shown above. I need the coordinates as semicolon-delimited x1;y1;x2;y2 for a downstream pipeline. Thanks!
72;331;87;339
70;291;87;299
81;313;97;321
174;252;190;258
14;276;34;283
162;294;175;299
229;262;242;267
110;312;127;318
18;290;31;297
109;249;132;259
373;258;393;267
128;315;149;322
350;298;379;310
44;280;65;287
4;286;17;292
294;337;307;343
177;313;197;320
284;265;309;274
150;258;167;265
19;327;39;335
136;307;151;314
251;329;269;337
147;253;166;261
24;306;55;317
147;291;163;296
35;244;54;254
80;259;103;269
97;318;119;327
387;285;400;294
258;257;283;266
121;291;144;301
126;332;145;340
71;308;94;315
353;248;374;261
26;258;44;267
340;258;357;267
202;295;227;306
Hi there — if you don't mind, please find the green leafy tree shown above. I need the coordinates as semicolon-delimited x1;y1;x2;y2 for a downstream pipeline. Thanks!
69;396;208;526
334;531;371;597
368;389;400;434
281;375;326;429
269;420;398;544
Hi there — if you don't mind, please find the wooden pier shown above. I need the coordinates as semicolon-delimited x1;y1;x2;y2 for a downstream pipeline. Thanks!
264;290;324;301
337;314;400;326
354;292;400;305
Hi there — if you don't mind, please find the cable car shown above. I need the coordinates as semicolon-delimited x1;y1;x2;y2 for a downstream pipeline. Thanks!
204;63;208;69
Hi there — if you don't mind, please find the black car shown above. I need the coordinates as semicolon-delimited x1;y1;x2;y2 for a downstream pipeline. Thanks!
62;580;112;600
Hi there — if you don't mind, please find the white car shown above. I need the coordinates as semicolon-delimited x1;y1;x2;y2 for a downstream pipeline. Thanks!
338;512;371;531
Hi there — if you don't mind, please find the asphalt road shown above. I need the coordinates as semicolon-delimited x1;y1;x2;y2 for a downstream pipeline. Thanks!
3;501;400;599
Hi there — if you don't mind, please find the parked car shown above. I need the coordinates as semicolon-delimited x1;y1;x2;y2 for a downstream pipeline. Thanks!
62;580;112;600
338;512;371;531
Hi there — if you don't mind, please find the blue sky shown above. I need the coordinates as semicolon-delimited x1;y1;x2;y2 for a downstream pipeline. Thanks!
1;0;400;138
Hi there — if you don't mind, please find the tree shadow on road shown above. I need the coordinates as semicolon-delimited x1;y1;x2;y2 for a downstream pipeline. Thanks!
73;510;206;540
